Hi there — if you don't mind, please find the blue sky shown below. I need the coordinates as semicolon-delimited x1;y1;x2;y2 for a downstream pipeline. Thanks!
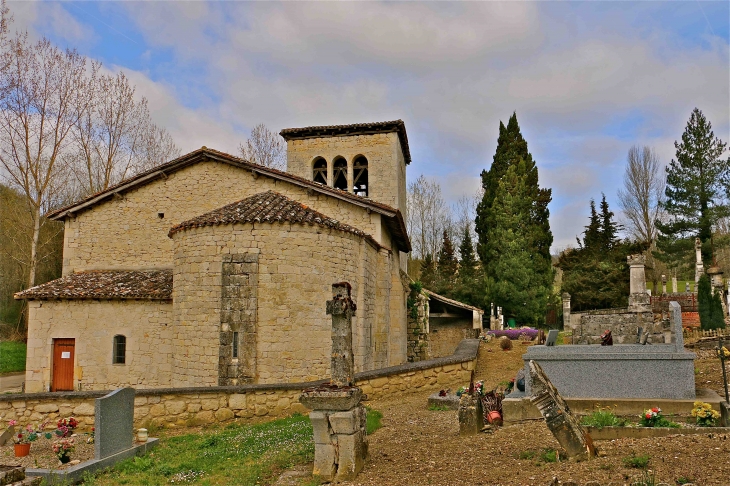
12;1;730;250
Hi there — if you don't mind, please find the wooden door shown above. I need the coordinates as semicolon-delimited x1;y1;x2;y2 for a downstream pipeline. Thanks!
52;338;75;392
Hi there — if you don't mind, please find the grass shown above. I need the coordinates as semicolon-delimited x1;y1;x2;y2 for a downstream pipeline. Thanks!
580;408;628;429
623;453;651;469
518;448;559;464
0;340;26;374
86;409;383;485
427;405;451;411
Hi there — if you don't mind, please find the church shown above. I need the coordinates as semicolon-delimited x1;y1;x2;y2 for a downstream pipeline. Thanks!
16;121;417;393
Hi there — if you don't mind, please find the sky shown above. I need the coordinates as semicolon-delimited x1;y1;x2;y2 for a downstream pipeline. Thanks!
11;1;730;251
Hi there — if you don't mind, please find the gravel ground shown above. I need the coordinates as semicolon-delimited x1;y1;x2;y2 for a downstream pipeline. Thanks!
0;433;94;470
336;339;730;486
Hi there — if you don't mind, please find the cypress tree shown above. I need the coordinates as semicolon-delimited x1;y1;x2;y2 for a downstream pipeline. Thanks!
475;112;553;319
599;193;620;251
454;226;483;308
458;226;477;281
656;108;730;268
485;161;551;324
698;274;726;330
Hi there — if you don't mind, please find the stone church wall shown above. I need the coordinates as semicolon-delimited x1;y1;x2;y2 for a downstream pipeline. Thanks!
24;300;173;393
171;222;386;387
62;160;385;274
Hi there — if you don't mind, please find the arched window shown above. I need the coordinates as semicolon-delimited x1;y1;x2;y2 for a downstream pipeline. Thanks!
353;155;368;197
312;157;327;185
113;335;126;364
333;157;348;191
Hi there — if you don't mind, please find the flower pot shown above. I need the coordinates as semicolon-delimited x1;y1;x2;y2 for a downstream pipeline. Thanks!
137;428;148;442
59;455;71;464
487;411;503;426
14;443;30;457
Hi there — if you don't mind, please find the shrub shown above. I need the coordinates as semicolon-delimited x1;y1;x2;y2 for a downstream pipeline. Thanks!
499;336;513;351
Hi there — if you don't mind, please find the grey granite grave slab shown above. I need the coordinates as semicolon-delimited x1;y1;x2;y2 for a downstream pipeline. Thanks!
521;343;695;399
545;330;558;346
95;387;134;459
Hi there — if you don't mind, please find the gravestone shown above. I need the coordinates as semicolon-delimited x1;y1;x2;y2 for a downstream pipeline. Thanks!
0;426;14;446
529;360;596;460
458;394;483;436
95;387;135;459
545;330;558;346
300;282;368;482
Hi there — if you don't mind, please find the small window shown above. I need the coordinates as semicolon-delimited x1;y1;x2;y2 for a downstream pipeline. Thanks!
333;157;348;191
353;155;368;197
232;331;239;359
113;335;126;364
312;158;327;185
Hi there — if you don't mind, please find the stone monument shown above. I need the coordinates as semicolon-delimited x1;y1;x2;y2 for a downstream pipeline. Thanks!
562;293;571;331
627;254;650;312
300;282;368;482
529;360;596;461
695;237;704;283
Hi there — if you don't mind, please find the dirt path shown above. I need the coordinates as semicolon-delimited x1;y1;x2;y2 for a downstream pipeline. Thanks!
333;340;730;486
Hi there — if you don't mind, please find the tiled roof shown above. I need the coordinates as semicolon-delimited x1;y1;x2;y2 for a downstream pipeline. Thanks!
168;191;379;248
424;289;484;314
14;270;172;301
44;147;411;252
279;120;411;165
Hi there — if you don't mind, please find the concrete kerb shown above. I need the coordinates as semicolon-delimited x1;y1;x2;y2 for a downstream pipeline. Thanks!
25;438;158;485
503;388;724;425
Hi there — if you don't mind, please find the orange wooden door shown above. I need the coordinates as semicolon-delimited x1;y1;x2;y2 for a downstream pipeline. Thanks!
52;338;75;392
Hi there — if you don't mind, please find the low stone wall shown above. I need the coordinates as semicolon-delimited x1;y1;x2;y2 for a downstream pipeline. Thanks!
574;310;659;344
0;340;479;429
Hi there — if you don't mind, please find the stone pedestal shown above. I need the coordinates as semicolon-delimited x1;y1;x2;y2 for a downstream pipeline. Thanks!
628;254;651;312
312;406;368;482
458;394;483;436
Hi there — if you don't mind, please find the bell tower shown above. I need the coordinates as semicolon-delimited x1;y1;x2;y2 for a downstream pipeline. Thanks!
280;120;411;216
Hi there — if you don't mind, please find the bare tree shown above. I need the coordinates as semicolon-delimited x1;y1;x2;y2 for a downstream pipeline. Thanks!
0;35;93;288
238;123;286;170
406;175;452;260
69;71;180;196
618;145;665;245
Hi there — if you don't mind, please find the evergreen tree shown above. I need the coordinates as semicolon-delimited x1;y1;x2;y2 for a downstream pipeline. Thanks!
435;230;457;294
454;226;483;308
698;274;725;330
558;197;643;311
656;108;730;268
475;112;553;321
485;162;552;324
420;253;436;289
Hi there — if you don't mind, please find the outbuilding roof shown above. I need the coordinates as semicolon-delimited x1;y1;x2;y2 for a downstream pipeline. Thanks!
46;147;411;253
279;120;411;165
14;270;172;301
168;191;382;248
424;289;484;315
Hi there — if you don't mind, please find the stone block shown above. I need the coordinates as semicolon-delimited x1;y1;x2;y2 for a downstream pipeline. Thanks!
214;408;234;422
95;387;135;460
310;411;333;444
72;402;95;416
228;393;247;410
721;401;730;427
165;400;187;415
458;394;483;436
312;443;336;481
335;430;366;482
33;403;58;413
195;410;215;424
149;404;165;417
329;407;362;435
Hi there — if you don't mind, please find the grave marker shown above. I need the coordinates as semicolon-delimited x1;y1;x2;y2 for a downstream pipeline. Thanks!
95;387;134;459
545;330;559;346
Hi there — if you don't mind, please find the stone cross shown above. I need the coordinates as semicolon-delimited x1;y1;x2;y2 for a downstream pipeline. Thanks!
529;360;596;460
562;293;571;331
672;276;678;294
695;237;704;283
326;282;357;387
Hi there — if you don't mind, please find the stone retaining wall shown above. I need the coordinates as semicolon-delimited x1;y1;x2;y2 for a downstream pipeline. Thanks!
0;340;479;429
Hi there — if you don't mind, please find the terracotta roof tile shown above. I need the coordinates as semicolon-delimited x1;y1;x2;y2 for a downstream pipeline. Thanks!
279;119;411;165
14;270;172;301
168;191;379;248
